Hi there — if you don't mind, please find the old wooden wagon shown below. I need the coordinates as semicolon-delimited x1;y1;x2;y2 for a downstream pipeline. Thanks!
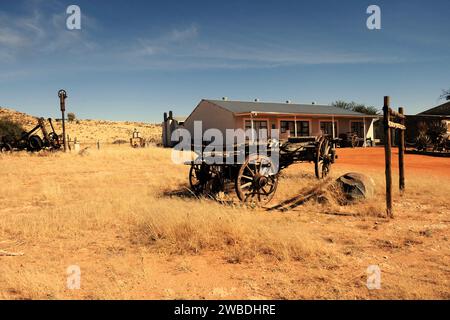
186;135;337;205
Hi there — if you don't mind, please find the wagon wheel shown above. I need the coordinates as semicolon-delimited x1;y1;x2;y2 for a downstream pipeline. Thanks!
350;134;358;148
189;163;212;194
48;132;61;149
315;137;331;179
28;135;43;152
48;132;59;142
235;154;278;206
0;143;12;153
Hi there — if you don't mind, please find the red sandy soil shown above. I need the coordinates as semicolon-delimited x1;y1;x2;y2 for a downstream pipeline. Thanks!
336;147;450;178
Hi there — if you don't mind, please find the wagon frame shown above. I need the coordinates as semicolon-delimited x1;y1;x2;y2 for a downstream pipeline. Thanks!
186;135;337;205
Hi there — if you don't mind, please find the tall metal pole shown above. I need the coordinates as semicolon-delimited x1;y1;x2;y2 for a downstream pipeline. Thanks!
58;89;68;152
383;96;393;218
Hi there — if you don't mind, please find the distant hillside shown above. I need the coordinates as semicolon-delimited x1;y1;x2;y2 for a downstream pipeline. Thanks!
0;107;162;144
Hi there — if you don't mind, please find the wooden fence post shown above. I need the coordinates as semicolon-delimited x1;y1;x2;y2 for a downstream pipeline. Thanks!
398;107;405;192
383;96;393;218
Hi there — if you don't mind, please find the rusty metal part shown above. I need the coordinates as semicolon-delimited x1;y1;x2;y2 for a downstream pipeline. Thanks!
2;117;62;152
336;172;375;202
58;89;67;152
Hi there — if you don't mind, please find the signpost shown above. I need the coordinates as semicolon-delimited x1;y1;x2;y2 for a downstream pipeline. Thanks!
383;96;406;218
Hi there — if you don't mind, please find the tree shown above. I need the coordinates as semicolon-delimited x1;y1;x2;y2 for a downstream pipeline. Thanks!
67;112;76;122
439;89;450;101
331;101;380;115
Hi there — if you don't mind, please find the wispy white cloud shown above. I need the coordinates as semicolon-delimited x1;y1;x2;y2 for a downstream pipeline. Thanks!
0;4;404;78
127;25;402;70
133;25;199;56
0;1;98;64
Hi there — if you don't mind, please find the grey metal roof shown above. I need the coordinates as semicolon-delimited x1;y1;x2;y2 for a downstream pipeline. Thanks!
205;99;370;116
418;101;450;116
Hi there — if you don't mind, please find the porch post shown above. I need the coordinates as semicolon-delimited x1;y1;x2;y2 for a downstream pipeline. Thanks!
332;115;335;139
251;114;255;142
363;116;367;147
294;115;298;137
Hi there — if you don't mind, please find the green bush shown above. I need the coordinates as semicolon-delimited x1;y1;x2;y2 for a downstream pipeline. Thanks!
0;118;25;139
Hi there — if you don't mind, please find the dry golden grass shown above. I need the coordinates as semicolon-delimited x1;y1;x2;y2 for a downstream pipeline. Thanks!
0;146;449;299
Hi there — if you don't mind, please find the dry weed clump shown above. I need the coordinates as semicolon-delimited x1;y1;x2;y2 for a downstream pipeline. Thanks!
130;200;340;265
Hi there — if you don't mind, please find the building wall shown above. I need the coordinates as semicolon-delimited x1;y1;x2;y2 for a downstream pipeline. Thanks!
183;100;235;140
234;115;374;140
183;101;375;144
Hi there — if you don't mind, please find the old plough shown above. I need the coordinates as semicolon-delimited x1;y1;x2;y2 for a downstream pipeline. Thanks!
0;117;62;152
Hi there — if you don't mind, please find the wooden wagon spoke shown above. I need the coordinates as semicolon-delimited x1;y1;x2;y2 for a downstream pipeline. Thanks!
240;182;252;189
245;164;255;176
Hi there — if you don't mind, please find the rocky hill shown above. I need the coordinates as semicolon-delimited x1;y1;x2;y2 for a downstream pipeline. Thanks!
0;107;162;144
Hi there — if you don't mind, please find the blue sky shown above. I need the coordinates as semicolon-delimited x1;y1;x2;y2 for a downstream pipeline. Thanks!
0;0;449;122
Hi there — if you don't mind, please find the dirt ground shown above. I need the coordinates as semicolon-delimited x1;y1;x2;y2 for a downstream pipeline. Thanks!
336;147;450;178
0;146;449;300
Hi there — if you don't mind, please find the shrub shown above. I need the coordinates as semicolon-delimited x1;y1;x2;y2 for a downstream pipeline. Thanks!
67;112;76;122
0;118;25;139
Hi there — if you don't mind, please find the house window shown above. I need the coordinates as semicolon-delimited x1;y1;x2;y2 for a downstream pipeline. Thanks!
351;121;364;137
320;121;338;137
245;120;268;138
280;121;310;136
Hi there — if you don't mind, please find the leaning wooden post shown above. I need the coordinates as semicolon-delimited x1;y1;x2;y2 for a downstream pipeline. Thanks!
383;96;393;218
398;107;405;193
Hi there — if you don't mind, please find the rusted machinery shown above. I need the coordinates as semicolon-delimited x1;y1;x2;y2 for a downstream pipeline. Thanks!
0;117;61;152
186;135;337;205
130;129;145;148
337;132;363;148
